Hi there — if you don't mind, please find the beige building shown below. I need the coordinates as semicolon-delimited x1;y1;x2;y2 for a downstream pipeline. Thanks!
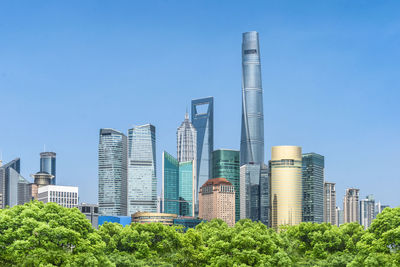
343;188;360;223
324;182;336;225
198;178;235;227
270;146;302;230
131;212;177;225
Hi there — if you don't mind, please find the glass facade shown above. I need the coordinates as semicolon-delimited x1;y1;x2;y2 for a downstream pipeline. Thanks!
40;152;56;185
240;31;264;166
240;163;261;221
360;195;375;229
177;113;197;163
162;151;195;216
98;129;127;216
191;97;213;213
128;124;157;215
259;163;269;226
212;149;240;222
302;153;324;223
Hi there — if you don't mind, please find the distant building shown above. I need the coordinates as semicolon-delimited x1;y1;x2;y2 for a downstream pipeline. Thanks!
270;146;302;229
343;188;360;223
199;178;235;227
162;151;195;216
336;206;344;226
259;164;269;226
324;182;336;225
40;152;56;185
240;163;261;221
98;216;132;227
191;97;214;213
173;217;205;231
38;185;78;208
131;212;177;226
177;112;197;163
360;195;375;229
30;172;54;187
79;203;99;228
302;153;324;223
212;149;240;222
127;124;157;214
98;128;128;216
375;202;390;218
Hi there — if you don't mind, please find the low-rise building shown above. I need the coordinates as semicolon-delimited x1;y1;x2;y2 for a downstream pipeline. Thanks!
38;185;78;208
98;216;131;227
79;203;99;228
131;212;177;225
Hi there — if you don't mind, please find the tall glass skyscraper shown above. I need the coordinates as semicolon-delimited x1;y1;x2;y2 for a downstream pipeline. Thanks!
127;124;157;215
162;151;195;216
40;152;56;185
240;163;261;221
212;149;240;222
191;97;213;212
240;31;264;166
98;129;127;216
259;163;269;226
302;153;324;223
177;112;197;163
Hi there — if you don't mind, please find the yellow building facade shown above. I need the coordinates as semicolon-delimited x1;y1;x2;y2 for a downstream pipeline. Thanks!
270;146;302;230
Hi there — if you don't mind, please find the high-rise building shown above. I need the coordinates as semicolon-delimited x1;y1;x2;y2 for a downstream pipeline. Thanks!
0;158;31;208
240;163;261;221
40;152;56;185
270;146;302;230
343;188;360;223
374;202;390;218
324;182;336;225
177;113;197;163
336;206;344;226
240;31;264;166
191;97;213;212
38;185;78;208
360;195;375;229
199;178;235;227
98;129;128;216
302;153;324;223
79;203;99;228
127;124;157;215
212;149;240;222
259;164;269;226
162;151;195;216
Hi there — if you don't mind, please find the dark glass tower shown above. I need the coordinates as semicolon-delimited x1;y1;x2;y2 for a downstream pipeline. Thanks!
240;31;264;166
40;152;56;185
191;97;213;212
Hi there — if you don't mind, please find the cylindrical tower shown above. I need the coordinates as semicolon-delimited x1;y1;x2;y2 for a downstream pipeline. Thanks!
270;146;302;230
40;152;56;185
240;31;264;166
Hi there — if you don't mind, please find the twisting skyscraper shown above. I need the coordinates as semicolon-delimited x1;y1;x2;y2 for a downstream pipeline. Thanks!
240;31;264;166
177;112;197;163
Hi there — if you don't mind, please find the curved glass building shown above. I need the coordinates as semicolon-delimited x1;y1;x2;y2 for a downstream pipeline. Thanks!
40;152;56;185
240;31;264;166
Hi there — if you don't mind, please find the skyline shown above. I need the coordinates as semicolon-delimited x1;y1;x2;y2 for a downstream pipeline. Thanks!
1;1;399;207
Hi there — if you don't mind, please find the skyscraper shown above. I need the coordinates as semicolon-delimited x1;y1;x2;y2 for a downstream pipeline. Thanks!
259;164;269;226
127;124;157;214
98;129;127;216
162;151;195;216
40;152;56;185
343;188;360;223
177;113;197;163
336;206;344;226
360;194;375;229
324;182;336;225
240;31;264;166
191;97;213;212
302;153;324;223
239;163;261;221
212;149;240;222
270;146;302;230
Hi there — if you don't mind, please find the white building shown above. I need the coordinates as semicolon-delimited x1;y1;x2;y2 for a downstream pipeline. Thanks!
38;185;78;208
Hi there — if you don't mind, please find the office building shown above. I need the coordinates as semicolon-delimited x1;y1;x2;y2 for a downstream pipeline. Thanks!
302;153;324;223
38;185;78;208
98;216;132;227
240;31;264;166
128;124;157;214
343;188;360;223
177;112;197;163
270;146;302;230
324;182;336;225
191;97;213;213
30;171;54;187
79;203;99;228
162;151;195;216
375;202;390;218
173;217;205;231
131;212;176;225
336;207;344;226
259;164;269;226
360;195;375;229
199;178;235;227
0;158;31;208
98;128;128;216
40;152;56;185
240;163;261;221
212;149;240;222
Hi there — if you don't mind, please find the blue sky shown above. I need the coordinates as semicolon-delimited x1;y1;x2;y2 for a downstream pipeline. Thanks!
1;1;399;207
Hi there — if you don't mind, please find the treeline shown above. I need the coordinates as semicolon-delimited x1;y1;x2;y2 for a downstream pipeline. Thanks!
0;201;399;266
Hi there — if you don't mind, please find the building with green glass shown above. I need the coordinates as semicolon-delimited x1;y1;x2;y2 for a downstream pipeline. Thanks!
162;151;195;217
212;149;240;222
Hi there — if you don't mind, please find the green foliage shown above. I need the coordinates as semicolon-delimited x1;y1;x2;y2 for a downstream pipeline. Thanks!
1;201;400;266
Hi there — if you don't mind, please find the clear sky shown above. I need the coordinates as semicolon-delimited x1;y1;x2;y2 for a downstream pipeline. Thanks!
1;1;399;207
